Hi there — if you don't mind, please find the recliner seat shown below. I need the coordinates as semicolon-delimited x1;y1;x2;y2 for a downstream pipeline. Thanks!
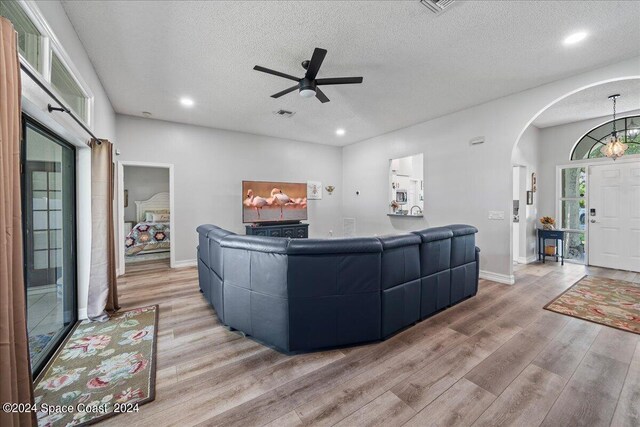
196;223;479;352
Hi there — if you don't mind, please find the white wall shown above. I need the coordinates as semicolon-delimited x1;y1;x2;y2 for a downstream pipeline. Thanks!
123;166;170;221
342;57;640;284
512;125;541;263
538;108;640;220
115;114;344;264
19;0;116;319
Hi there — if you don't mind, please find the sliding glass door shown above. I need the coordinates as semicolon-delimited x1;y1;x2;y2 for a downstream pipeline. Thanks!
22;117;77;376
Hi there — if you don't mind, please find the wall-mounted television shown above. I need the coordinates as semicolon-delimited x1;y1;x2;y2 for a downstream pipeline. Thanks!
242;181;308;224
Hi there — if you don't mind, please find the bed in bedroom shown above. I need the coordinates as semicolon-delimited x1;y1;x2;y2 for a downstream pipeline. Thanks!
125;192;171;258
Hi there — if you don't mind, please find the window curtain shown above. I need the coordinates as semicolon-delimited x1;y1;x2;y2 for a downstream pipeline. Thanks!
0;16;36;427
87;139;119;321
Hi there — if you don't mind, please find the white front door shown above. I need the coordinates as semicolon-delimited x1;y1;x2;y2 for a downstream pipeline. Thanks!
588;161;640;272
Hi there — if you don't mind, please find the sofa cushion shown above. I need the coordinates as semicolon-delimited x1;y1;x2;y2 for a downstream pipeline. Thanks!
197;256;210;297
448;224;477;267
421;270;451;319
413;227;453;243
287;237;382;255
289;293;381;351
418;237;451;276
448;224;479;236
221;234;289;253
207;227;235;278
287;252;381;297
209;269;224;321
196;224;217;267
381;279;420;338
377;233;421;250
378;235;420;290
451;262;477;304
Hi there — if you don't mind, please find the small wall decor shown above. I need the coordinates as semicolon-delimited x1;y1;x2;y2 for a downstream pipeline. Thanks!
307;181;322;200
531;172;537;192
325;185;335;195
526;190;534;205
124;189;129;208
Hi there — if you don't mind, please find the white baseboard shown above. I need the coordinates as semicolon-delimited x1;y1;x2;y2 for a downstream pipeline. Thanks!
173;259;197;268
78;308;87;321
480;270;515;285
516;255;538;264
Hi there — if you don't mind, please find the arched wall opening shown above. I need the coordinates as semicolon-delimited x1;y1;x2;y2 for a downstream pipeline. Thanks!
509;76;640;279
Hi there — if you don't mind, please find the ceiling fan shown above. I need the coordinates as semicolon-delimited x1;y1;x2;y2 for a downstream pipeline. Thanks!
253;47;363;103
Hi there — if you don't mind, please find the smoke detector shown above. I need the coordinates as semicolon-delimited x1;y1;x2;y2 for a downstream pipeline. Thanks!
273;109;296;118
419;0;456;14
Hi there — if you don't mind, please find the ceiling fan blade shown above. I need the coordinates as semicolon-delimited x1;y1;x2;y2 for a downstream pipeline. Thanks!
271;85;299;98
316;77;363;85
253;65;299;82
305;48;327;81
315;87;330;103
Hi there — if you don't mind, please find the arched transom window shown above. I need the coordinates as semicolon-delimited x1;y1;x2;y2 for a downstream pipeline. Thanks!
571;115;640;160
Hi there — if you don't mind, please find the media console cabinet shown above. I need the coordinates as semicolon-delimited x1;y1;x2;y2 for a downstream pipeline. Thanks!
245;222;309;238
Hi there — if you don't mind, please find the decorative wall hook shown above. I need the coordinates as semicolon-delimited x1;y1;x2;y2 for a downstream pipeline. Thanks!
325;185;335;195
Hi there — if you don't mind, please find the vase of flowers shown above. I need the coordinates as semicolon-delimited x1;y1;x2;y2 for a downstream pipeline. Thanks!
540;216;555;230
390;200;399;213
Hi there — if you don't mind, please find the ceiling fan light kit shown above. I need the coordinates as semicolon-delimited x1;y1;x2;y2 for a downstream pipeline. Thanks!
253;47;363;103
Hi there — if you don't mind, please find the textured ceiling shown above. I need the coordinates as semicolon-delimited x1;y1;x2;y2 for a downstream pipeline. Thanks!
533;79;640;128
61;0;640;146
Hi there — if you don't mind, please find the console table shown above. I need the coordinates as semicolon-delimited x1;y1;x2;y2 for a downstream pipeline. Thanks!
245;223;309;238
537;229;564;265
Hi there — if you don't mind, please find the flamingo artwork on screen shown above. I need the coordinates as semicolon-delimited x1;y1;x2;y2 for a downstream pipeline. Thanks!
242;181;308;223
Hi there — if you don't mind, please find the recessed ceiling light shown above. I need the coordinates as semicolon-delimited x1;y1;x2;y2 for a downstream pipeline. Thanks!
180;97;194;107
563;31;588;46
336;128;345;136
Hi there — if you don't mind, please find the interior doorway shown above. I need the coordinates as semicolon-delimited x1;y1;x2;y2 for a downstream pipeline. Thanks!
117;161;175;275
588;161;640;272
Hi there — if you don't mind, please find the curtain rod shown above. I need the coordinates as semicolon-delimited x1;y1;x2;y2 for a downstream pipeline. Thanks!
20;62;98;147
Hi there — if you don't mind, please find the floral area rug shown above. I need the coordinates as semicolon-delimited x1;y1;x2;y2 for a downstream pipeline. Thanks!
545;276;640;334
34;305;158;426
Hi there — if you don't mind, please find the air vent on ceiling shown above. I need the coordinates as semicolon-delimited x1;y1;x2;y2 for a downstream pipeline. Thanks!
419;0;455;14
273;109;296;118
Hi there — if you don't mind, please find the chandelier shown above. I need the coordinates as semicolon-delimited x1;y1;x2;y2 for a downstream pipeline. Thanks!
600;94;628;160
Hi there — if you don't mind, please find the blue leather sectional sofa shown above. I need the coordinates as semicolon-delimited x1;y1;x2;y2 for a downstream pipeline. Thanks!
197;224;479;352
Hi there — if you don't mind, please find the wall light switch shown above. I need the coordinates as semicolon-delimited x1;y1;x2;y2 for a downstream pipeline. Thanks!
488;210;505;220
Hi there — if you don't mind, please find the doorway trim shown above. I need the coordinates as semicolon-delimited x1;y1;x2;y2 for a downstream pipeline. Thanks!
117;161;175;275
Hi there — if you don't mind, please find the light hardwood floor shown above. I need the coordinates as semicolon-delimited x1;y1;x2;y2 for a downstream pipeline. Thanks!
100;261;640;427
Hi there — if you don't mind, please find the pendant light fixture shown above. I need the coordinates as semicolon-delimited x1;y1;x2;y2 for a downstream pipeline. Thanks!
600;94;628;160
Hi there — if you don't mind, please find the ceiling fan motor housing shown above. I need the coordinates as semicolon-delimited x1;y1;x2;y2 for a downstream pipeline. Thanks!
299;78;316;97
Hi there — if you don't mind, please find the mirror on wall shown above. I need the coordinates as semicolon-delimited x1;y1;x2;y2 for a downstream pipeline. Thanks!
389;153;424;216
